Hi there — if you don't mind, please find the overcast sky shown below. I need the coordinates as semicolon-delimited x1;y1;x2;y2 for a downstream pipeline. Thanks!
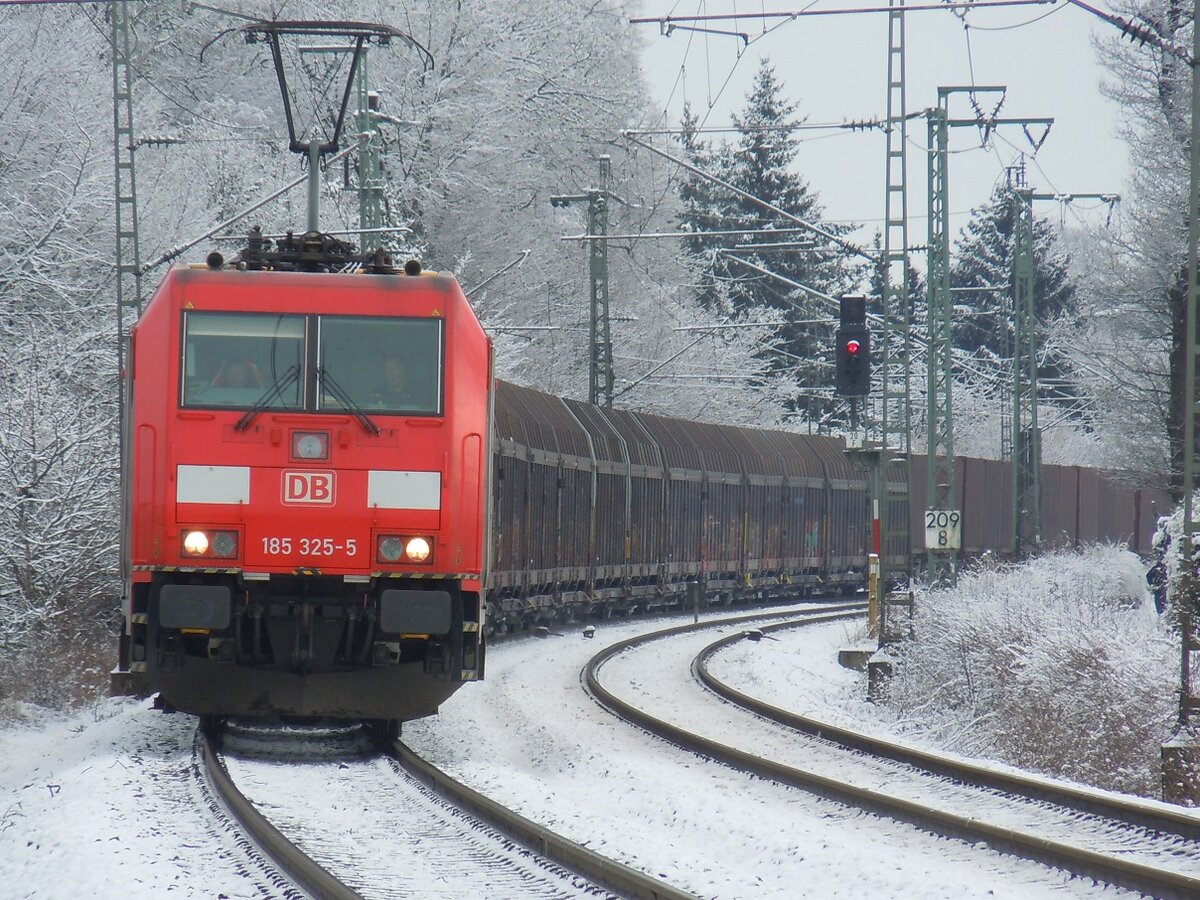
634;1;1130;244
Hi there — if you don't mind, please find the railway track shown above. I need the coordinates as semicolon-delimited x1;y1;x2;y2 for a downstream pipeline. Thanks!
584;608;1200;900
197;727;359;900
198;722;693;899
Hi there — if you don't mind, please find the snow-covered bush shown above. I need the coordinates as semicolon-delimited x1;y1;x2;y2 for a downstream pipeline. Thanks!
885;546;1176;797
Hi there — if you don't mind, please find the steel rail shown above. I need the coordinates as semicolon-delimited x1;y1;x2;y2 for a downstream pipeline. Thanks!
198;731;363;900
386;740;696;900
388;604;862;897
583;611;1200;900
695;617;1200;841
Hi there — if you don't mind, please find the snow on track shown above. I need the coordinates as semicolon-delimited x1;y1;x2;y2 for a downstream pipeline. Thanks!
406;605;1127;898
5;606;1185;898
220;728;605;899
606;617;1200;882
0;698;279;899
712;617;1200;825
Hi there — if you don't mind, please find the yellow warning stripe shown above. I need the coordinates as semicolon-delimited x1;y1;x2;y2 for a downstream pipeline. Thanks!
133;565;240;574
134;565;479;580
373;571;476;579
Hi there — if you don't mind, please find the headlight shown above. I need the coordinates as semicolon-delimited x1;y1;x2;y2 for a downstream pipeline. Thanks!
376;535;434;565
405;537;431;563
291;431;330;460
378;536;404;562
181;530;238;560
211;531;238;558
183;531;209;555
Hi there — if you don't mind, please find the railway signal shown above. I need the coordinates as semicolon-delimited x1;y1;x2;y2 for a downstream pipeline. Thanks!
835;294;871;396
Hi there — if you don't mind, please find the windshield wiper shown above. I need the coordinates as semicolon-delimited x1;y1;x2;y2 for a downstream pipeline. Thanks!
234;364;300;432
317;366;381;435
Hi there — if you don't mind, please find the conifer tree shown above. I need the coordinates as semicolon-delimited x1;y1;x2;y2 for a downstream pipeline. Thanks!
950;185;1078;405
867;231;925;323
676;102;732;313
676;59;860;424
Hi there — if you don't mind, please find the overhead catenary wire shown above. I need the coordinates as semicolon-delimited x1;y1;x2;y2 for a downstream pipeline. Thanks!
721;253;1036;393
626;119;886;136
965;2;1065;30
621;14;1097;420
622;131;875;261
614;327;728;399
619;0;797;271
630;0;1058;25
77;7;280;133
141;143;357;274
466;250;531;298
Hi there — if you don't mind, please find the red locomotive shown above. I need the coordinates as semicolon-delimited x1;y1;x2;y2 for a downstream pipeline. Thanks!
117;239;491;731
113;235;1170;733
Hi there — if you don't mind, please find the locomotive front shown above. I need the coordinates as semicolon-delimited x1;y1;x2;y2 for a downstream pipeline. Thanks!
116;263;492;727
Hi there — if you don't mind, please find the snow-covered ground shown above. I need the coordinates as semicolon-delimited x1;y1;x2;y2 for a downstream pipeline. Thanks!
222;728;601;899
406;607;1141;898
0;604;1163;898
0;700;279;899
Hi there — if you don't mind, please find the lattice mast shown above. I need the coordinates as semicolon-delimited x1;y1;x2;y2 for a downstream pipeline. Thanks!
111;0;142;605
111;1;143;324
1011;181;1042;557
877;0;914;635
1013;184;1112;554
590;155;614;408
552;155;615;407
925;90;957;586
355;50;385;254
923;87;1053;585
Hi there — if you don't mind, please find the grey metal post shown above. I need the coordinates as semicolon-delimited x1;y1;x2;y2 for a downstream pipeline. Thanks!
1163;0;1200;805
688;579;702;624
551;156;616;406
306;138;321;233
925;96;957;587
356;51;384;254
923;87;1052;587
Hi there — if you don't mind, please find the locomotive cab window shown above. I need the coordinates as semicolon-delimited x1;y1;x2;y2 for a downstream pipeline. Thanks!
318;316;444;415
182;312;306;409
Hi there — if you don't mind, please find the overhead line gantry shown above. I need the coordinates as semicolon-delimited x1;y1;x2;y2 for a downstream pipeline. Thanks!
924;85;1053;586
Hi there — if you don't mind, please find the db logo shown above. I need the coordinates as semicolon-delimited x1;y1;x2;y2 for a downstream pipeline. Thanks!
282;471;336;505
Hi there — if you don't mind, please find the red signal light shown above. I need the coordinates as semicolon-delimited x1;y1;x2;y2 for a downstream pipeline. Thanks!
845;339;861;355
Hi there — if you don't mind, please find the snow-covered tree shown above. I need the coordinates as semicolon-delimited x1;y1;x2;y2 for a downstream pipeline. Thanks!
1078;0;1190;491
0;0;806;714
675;102;733;314
950;185;1079;408
0;5;119;705
674;59;862;426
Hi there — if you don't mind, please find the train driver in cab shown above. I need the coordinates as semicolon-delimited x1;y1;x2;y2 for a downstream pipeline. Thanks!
375;354;420;409
212;358;264;390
